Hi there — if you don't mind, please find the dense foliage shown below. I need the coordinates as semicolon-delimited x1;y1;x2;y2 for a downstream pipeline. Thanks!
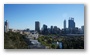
38;35;84;49
4;31;28;49
38;36;58;49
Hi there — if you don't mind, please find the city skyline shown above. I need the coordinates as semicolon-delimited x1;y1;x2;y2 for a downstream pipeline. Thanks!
4;4;84;30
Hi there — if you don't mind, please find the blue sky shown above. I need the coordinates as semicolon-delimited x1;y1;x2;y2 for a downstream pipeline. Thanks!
4;4;84;30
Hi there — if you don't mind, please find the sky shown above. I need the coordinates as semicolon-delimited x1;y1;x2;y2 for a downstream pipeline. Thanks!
4;4;84;30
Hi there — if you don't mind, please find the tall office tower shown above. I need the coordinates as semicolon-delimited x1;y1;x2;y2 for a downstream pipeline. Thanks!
64;20;66;29
42;24;48;34
50;26;53;34
35;21;40;33
68;17;75;29
53;26;58;34
4;20;9;32
43;24;47;31
81;25;84;34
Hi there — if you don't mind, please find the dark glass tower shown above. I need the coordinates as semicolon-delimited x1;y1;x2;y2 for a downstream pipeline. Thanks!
68;17;75;34
35;21;40;33
68;17;75;29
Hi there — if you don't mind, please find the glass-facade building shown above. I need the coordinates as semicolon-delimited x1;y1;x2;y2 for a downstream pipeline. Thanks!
68;18;75;29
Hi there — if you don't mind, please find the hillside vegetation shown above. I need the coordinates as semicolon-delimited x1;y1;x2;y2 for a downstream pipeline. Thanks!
4;31;28;49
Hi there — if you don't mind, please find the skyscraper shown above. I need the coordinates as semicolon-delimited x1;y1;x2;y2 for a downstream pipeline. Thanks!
4;20;9;32
42;24;48;34
68;17;76;34
68;17;75;29
64;20;66;29
43;24;47;30
53;26;58;34
50;26;53;34
81;25;84;34
35;21;40;33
